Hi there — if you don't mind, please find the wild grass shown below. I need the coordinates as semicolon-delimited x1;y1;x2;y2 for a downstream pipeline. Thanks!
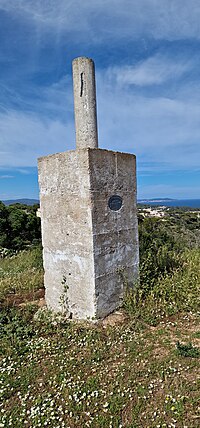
124;248;200;325
0;212;200;427
0;247;43;305
0;306;199;427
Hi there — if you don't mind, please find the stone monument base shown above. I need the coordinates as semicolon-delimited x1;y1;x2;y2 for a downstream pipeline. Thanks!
38;147;139;320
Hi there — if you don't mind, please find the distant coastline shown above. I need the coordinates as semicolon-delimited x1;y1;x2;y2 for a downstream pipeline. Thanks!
1;197;200;209
2;199;39;206
138;199;200;208
139;198;175;202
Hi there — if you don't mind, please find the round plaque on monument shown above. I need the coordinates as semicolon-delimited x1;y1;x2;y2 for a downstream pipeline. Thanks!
108;195;123;211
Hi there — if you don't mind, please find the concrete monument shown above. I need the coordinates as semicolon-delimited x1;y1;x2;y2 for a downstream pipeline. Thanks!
38;57;139;320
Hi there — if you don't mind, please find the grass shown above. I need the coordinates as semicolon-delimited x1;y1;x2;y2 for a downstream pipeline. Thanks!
0;308;199;427
0;245;200;427
176;341;200;358
0;247;43;306
124;248;200;325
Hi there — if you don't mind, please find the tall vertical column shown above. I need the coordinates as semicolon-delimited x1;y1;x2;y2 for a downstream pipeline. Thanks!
72;57;98;149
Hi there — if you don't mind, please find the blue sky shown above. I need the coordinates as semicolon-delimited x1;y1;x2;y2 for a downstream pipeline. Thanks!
0;0;200;200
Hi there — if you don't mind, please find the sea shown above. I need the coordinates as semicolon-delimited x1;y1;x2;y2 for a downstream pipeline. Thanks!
138;199;200;209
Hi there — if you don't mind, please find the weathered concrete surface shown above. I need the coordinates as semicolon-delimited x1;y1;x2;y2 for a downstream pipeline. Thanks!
38;148;139;320
89;149;139;318
72;57;98;149
38;150;95;319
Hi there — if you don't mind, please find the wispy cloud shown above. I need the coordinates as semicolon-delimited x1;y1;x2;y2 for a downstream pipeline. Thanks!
0;71;75;167
96;68;200;171
138;183;200;199
0;175;14;179
16;169;34;175
111;54;193;86
0;0;199;199
0;40;199;170
0;108;74;167
1;0;200;42
0;66;199;172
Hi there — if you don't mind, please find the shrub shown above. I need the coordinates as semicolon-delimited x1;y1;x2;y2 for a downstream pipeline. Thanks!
124;248;200;324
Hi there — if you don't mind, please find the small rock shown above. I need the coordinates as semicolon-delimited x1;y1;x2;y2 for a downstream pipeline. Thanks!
101;310;127;327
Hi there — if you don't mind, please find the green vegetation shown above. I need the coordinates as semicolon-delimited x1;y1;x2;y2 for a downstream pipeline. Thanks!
130;210;200;324
124;248;200;325
0;206;199;427
176;341;200;358
0;307;199;427
0;201;41;250
0;247;43;305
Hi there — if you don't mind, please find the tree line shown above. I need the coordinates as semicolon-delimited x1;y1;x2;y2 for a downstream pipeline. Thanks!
0;202;41;250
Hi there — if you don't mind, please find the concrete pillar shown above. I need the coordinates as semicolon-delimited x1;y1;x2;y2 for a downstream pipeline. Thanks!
72;57;98;149
38;56;139;320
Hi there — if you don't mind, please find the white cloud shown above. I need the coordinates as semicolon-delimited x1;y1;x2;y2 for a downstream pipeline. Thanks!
0;0;199;199
0;76;75;167
112;55;192;86
1;0;200;42
0;109;75;167
0;76;73;121
16;169;34;175
138;183;200;199
0;62;200;172
96;69;200;170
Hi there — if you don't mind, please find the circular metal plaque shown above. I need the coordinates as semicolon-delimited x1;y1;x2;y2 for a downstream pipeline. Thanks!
108;195;123;211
